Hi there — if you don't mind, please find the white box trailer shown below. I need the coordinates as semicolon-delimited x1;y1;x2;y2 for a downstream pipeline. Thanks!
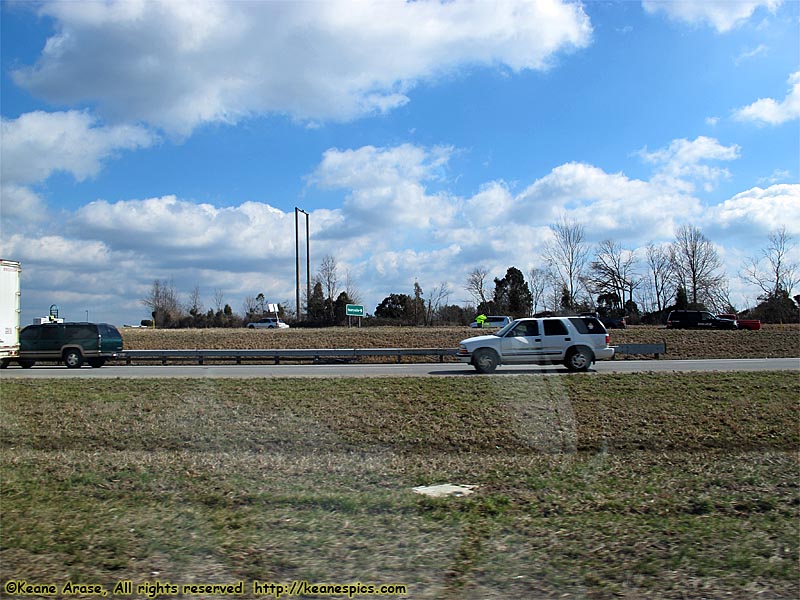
0;259;21;368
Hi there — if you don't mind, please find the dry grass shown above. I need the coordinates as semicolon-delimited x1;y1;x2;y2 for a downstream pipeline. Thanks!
120;324;800;360
1;373;798;599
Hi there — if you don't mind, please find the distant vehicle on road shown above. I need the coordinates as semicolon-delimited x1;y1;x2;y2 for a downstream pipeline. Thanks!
469;315;511;329
717;314;762;331
580;311;626;329
665;310;737;330
246;317;289;329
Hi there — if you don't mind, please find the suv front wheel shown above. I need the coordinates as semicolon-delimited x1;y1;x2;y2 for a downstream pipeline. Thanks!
63;349;84;369
564;347;592;372
472;349;499;374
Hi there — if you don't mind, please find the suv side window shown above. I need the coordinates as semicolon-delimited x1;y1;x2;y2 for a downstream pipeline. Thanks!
40;326;61;341
509;321;538;337
568;317;604;334
20;327;40;341
99;324;119;337
65;324;96;342
543;319;568;336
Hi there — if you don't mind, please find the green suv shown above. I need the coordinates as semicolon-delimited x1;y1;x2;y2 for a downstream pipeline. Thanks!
17;322;123;368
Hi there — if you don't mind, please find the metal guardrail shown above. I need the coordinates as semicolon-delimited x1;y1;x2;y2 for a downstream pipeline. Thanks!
613;343;667;359
118;343;666;365
119;348;460;365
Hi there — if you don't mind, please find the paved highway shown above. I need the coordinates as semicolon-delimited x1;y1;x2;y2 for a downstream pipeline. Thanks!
1;358;797;378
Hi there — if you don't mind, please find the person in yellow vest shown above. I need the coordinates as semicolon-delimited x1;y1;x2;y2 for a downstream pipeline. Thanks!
475;314;487;327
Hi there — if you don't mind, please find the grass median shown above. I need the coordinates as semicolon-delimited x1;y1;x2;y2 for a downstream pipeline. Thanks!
1;372;798;599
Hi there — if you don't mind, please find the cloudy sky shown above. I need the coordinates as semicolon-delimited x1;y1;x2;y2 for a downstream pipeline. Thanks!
1;0;798;326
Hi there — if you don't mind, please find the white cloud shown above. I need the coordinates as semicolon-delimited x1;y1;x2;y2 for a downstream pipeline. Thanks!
7;140;790;325
310;144;459;234
0;110;155;185
638;136;740;192
74;196;295;267
758;169;792;185
642;0;781;33
13;0;592;135
733;71;800;125
707;184;800;234
734;43;769;65
2;233;112;268
0;184;48;226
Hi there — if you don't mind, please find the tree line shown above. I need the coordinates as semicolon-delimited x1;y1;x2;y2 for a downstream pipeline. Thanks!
459;222;799;324
142;223;798;328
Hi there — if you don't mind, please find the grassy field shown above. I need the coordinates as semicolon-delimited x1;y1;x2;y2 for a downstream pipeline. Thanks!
1;372;798;599
120;324;800;360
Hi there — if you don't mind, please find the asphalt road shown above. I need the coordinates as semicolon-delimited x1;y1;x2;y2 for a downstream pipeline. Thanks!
1;358;798;378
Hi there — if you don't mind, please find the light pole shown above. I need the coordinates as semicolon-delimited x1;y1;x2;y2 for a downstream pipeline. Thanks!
295;208;310;320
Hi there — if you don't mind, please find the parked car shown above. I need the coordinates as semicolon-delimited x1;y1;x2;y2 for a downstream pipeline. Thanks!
469;315;511;329
246;317;289;329
665;310;737;330
717;314;762;331
17;322;123;368
580;311;626;329
458;316;615;373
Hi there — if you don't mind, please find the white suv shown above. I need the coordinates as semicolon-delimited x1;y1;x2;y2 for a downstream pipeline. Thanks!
458;316;614;373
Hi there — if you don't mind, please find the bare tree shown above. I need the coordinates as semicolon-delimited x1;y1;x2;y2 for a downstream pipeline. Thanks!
543;217;591;310
142;279;182;327
187;285;203;317
213;288;225;313
425;282;451;325
344;269;361;305
645;242;674;313
318;255;338;302
740;227;799;297
527;267;548;315
465;267;490;307
588;239;639;309
670;225;726;307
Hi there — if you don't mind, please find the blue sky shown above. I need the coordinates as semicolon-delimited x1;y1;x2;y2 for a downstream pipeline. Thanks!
1;0;798;326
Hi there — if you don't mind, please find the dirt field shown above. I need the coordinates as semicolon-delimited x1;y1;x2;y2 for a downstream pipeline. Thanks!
121;324;800;360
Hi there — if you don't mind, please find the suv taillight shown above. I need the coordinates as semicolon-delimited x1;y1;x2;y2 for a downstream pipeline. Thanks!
605;334;610;346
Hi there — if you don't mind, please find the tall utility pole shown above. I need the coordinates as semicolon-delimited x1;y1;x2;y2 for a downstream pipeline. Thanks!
295;208;310;320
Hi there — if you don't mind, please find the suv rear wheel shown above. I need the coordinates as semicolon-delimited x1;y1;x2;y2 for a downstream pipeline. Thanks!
63;349;84;369
564;347;592;372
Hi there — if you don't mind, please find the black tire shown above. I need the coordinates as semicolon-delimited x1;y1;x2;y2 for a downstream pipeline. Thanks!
63;349;84;369
88;358;106;368
19;360;35;369
0;359;7;369
564;347;592;372
472;348;499;374
248;325;255;329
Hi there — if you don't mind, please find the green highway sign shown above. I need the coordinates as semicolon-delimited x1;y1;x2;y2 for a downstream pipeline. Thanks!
345;304;364;317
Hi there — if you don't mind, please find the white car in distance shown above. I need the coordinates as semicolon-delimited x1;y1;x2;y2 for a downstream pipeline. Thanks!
246;317;289;329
